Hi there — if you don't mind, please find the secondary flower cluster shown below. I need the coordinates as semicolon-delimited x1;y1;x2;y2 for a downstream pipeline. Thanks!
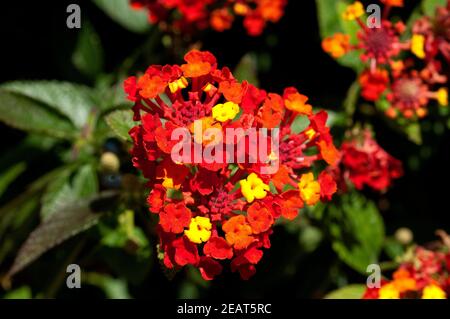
330;128;403;192
130;0;287;36
124;50;338;280
363;244;450;299
322;0;449;120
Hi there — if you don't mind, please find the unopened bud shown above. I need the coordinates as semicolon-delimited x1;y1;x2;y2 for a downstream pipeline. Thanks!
395;227;413;245
100;152;120;172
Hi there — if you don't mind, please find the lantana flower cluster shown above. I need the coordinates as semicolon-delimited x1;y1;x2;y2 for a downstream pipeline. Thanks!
124;49;339;280
330;128;403;192
363;244;450;299
130;0;287;36
322;0;449;120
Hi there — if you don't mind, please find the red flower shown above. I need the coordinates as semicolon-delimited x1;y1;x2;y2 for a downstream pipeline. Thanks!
318;171;337;201
159;203;192;233
247;202;274;234
173;236;200;266
335;129;403;191
204;236;234;260
199;257;223;280
359;69;389;101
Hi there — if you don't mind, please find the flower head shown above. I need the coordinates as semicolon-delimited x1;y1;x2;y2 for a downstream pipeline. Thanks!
125;49;338;280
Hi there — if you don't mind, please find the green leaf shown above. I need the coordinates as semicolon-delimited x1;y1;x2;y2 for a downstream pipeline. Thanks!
0;162;26;198
41;164;99;221
83;273;131;299
343;81;360;118
327;192;385;274
405;122;422;145
7;191;119;277
72;20;104;80
95;80;132;112
315;0;363;71
0;90;76;139
291;115;310;134
0;81;95;128
104;110;136;141
422;0;446;16
324;284;366;299
93;0;151;34
234;53;259;86
3;286;33;299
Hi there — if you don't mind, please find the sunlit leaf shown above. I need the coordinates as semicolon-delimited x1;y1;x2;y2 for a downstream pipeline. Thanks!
324;284;366;299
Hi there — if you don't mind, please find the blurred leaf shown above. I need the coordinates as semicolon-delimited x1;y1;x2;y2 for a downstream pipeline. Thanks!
83;273;131;299
73;164;99;197
0;81;95;128
7;191;119;277
316;0;363;71
178;282;200;299
422;0;446;16
0;90;76;139
0;162;26;198
98;212;152;284
343;81;360;118
234;53;259;86
405;122;422;145
3;286;33;299
299;225;323;253
72;20;104;80
291;115;310;134
40;164;98;221
384;238;406;260
324;284;366;299
95;79;132;112
93;0;151;34
327;192;385;274
105;110;136;141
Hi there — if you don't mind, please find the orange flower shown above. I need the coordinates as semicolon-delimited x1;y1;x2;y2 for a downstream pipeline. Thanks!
137;74;167;99
322;33;351;58
219;80;247;104
181;50;217;78
222;215;254;250
381;0;404;7
279;190;304;220
392;268;416;293
258;93;284;128
259;0;286;22
210;8;234;32
283;87;312;115
247;202;274;234
318;140;339;166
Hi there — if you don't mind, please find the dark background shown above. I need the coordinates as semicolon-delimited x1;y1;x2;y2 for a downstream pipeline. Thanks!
1;0;449;298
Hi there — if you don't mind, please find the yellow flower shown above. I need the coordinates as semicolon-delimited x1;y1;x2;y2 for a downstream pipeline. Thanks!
411;34;426;59
379;283;400;299
184;216;212;244
436;88;448;106
342;2;365;21
421;284;446;299
298;173;321;206
212;101;240;122
168;77;188;93
305;128;316;140
240;173;270;203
